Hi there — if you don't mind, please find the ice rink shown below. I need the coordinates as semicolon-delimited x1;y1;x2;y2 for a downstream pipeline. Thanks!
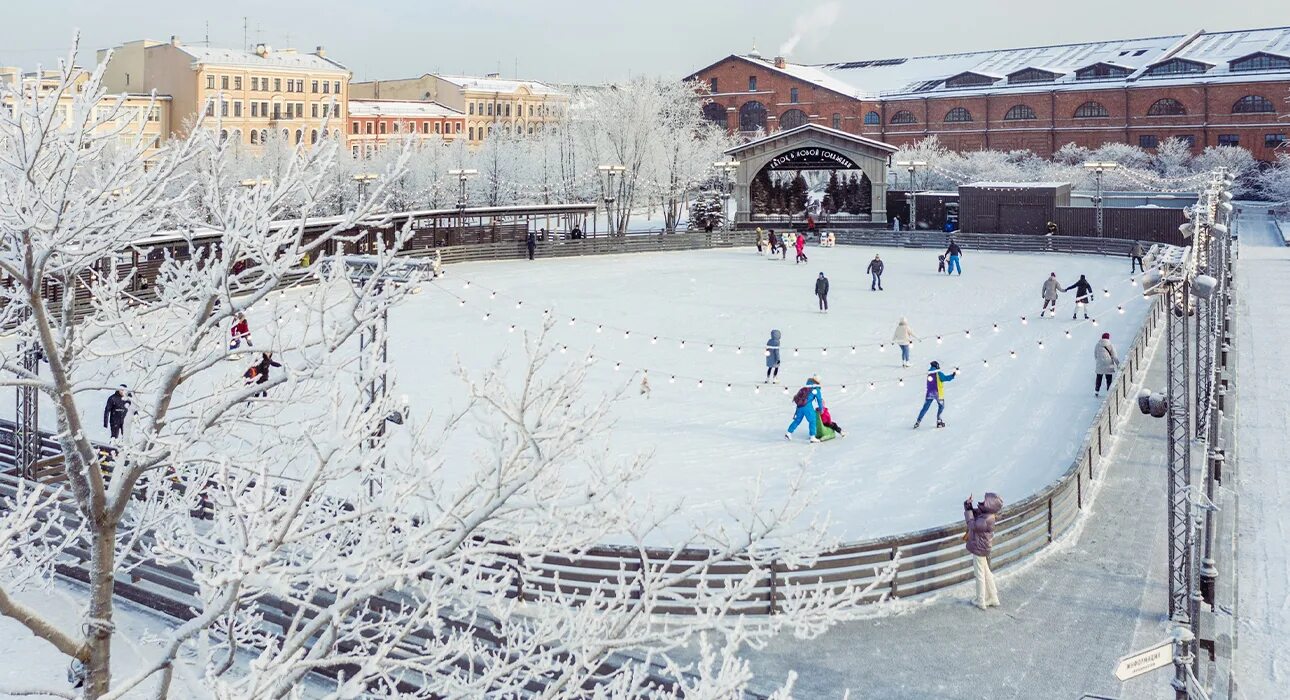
19;243;1151;546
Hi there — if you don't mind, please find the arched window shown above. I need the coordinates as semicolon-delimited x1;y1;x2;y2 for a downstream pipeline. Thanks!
780;108;808;129
1147;98;1186;116
890;110;916;125
1232;95;1275;113
250;129;259;145
864;111;880;125
469;126;474;140
944;107;973;122
294;129;303;144
232;129;242;143
738;101;768;131
219;129;228;142
310;129;318;144
1073;101;1110;118
702;102;727;126
379;122;386;134
260;129;268;144
1003;104;1036;120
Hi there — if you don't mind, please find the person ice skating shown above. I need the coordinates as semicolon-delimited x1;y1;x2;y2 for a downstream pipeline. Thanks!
794;232;807;264
1040;273;1062;317
820;405;845;437
815;272;830;312
964;492;1003;609
785;376;823;442
892;317;919;367
430;250;443;278
245;352;282;396
1094;332;1120;397
937;254;946;274
756;228;766;254
945;240;963;275
765;329;782;383
103;384;131;439
229;311;253;350
914;360;957;428
525;231;537;260
1129;240;1146;273
867;254;884;291
1064;274;1094;319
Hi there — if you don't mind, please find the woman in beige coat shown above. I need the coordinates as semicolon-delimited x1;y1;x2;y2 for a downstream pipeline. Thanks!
892;318;919;367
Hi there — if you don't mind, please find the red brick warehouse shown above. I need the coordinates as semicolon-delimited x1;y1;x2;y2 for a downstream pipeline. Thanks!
687;27;1290;161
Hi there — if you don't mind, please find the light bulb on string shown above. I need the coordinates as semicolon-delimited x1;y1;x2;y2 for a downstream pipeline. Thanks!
793;348;800;357
458;299;465;308
964;330;972;339
1118;306;1125;314
482;313;490;322
983;359;989;368
1021;316;1028;325
595;324;603;333
1037;340;1045;350
679;340;686;350
736;346;743;354
560;345;567;353
936;335;943;345
754;385;761;394
543;309;551;317
1010;350;1017;359
993;324;1000;333
624;330;631;339
508;324;516;333
1130;278;1137;287
869;382;876;391
652;336;659;344
783;386;790;395
851;346;857;354
489;291;496;299
879;344;886;353
821;348;828;356
1103;289;1110;298
697;379;704;389
707;344;715;352
569;318;576;326
669;375;676;384
613;361;621;371
1065;329;1072;339
1091;318;1099;326
898;378;904;386
462;281;471;290
725;383;732;392
840;384;848;393
515;300;523;309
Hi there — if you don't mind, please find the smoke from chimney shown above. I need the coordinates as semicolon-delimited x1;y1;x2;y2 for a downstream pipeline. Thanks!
778;1;842;57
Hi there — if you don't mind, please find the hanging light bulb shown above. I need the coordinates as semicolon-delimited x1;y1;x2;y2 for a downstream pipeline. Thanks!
587;354;595;363
560;345;568;353
482;313;491;321
793;348;800;357
869;382;876;391
1037;340;1045;350
851;346;857;354
595;324;603;333
707;344;715;352
1103;289;1110;298
458;299;465;307
936;335;943;344
964;330;971;339
1021;316;1028;325
898;377;904;386
463;281;471;290
736;346;743;354
840;384;848;393
508;324;516;333
543;309;551;317
993;323;1000;333
821;348;828;356
1118;306;1125;314
1130;278;1137;287
697;379;704;389
1065;329;1072;339
515;300;523;309
489;291;496;299
652;336;659;344
754;385;761;394
1010;350;1017;359
624;330;631;339
983;359;989;367
783;386;790;395
879;344;886;353
569;318;577;326
1091;318;1099;326
669;375;676;384
613;361;621;371
679;340;686;350
725;383;732;392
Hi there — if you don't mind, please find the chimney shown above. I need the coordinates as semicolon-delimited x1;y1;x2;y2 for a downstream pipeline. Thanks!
255;43;269;58
774;56;786;69
170;35;180;47
314;45;326;58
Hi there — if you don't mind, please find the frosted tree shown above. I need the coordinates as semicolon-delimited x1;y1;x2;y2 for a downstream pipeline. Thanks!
1193;145;1259;195
1256;153;1290;205
0;49;897;700
1152;137;1195;179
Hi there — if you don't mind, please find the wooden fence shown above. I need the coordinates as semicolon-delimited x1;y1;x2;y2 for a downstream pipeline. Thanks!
0;231;1163;619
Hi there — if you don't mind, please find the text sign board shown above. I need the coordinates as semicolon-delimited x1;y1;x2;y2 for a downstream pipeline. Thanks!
766;147;859;171
1113;640;1174;682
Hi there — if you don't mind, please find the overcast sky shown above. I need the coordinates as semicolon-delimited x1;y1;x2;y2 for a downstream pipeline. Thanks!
1;0;1286;84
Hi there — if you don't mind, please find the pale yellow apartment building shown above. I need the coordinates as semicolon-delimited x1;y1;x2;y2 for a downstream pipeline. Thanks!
97;37;350;149
0;66;171;158
350;73;567;145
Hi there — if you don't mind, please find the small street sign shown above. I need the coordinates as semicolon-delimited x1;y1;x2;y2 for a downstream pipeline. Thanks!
1113;640;1175;682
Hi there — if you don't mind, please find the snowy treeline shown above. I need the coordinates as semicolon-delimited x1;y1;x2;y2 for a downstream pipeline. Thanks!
0;45;890;699
215;78;736;234
891;135;1273;197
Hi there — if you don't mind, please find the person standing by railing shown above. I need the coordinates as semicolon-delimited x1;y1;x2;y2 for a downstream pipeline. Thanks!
965;492;1003;610
525;230;537;260
1129;240;1146;273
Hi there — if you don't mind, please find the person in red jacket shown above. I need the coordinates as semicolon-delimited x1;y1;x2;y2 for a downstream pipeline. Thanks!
229;311;253;350
794;232;807;264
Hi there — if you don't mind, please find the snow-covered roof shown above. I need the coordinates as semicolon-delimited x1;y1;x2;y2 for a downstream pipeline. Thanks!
348;100;463;118
735;26;1290;99
175;45;349;73
435;75;564;96
726;123;899;155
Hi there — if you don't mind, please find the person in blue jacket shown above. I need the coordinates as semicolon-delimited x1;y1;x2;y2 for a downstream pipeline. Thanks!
765;329;782;383
914;361;958;429
785;375;823;442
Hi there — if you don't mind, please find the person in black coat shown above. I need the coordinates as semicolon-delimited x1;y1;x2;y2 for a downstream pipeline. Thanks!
245;352;282;396
525;231;537;260
866;254;885;291
815;272;830;312
103;385;131;439
1064;274;1094;319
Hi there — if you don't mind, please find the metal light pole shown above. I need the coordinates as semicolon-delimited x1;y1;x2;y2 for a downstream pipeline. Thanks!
894;160;926;230
713;160;740;231
352;172;378;204
447;168;477;239
598;164;625;236
1083;161;1119;237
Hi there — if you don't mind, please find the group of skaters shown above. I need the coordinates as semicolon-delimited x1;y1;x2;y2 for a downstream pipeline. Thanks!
101;312;284;440
756;229;813;263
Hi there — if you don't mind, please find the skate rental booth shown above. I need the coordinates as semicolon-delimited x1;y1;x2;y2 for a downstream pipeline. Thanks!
725;123;897;228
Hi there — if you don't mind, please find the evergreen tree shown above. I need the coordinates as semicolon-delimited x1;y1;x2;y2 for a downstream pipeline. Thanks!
845;174;863;215
824;171;841;214
789;172;809;213
750;170;773;215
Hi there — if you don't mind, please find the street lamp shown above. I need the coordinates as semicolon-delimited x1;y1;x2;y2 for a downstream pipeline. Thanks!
352;172;379;204
447;168;477;239
894;160;926;230
239;178;271;189
598;164;626;236
1083;161;1120;237
712;160;740;232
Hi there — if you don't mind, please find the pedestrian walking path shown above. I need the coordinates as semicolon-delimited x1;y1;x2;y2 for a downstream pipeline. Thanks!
1229;210;1290;698
745;337;1179;699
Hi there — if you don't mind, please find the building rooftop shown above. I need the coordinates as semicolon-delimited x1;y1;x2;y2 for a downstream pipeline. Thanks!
348;99;463;118
435;74;564;95
174;44;349;73
715;26;1290;100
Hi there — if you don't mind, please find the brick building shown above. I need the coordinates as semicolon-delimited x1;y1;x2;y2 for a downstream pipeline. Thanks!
347;99;465;158
687;27;1290;161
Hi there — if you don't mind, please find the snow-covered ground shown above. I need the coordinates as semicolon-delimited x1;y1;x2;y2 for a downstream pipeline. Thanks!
9;244;1149;546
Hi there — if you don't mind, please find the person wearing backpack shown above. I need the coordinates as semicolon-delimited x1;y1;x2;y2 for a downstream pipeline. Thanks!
784;376;823;442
